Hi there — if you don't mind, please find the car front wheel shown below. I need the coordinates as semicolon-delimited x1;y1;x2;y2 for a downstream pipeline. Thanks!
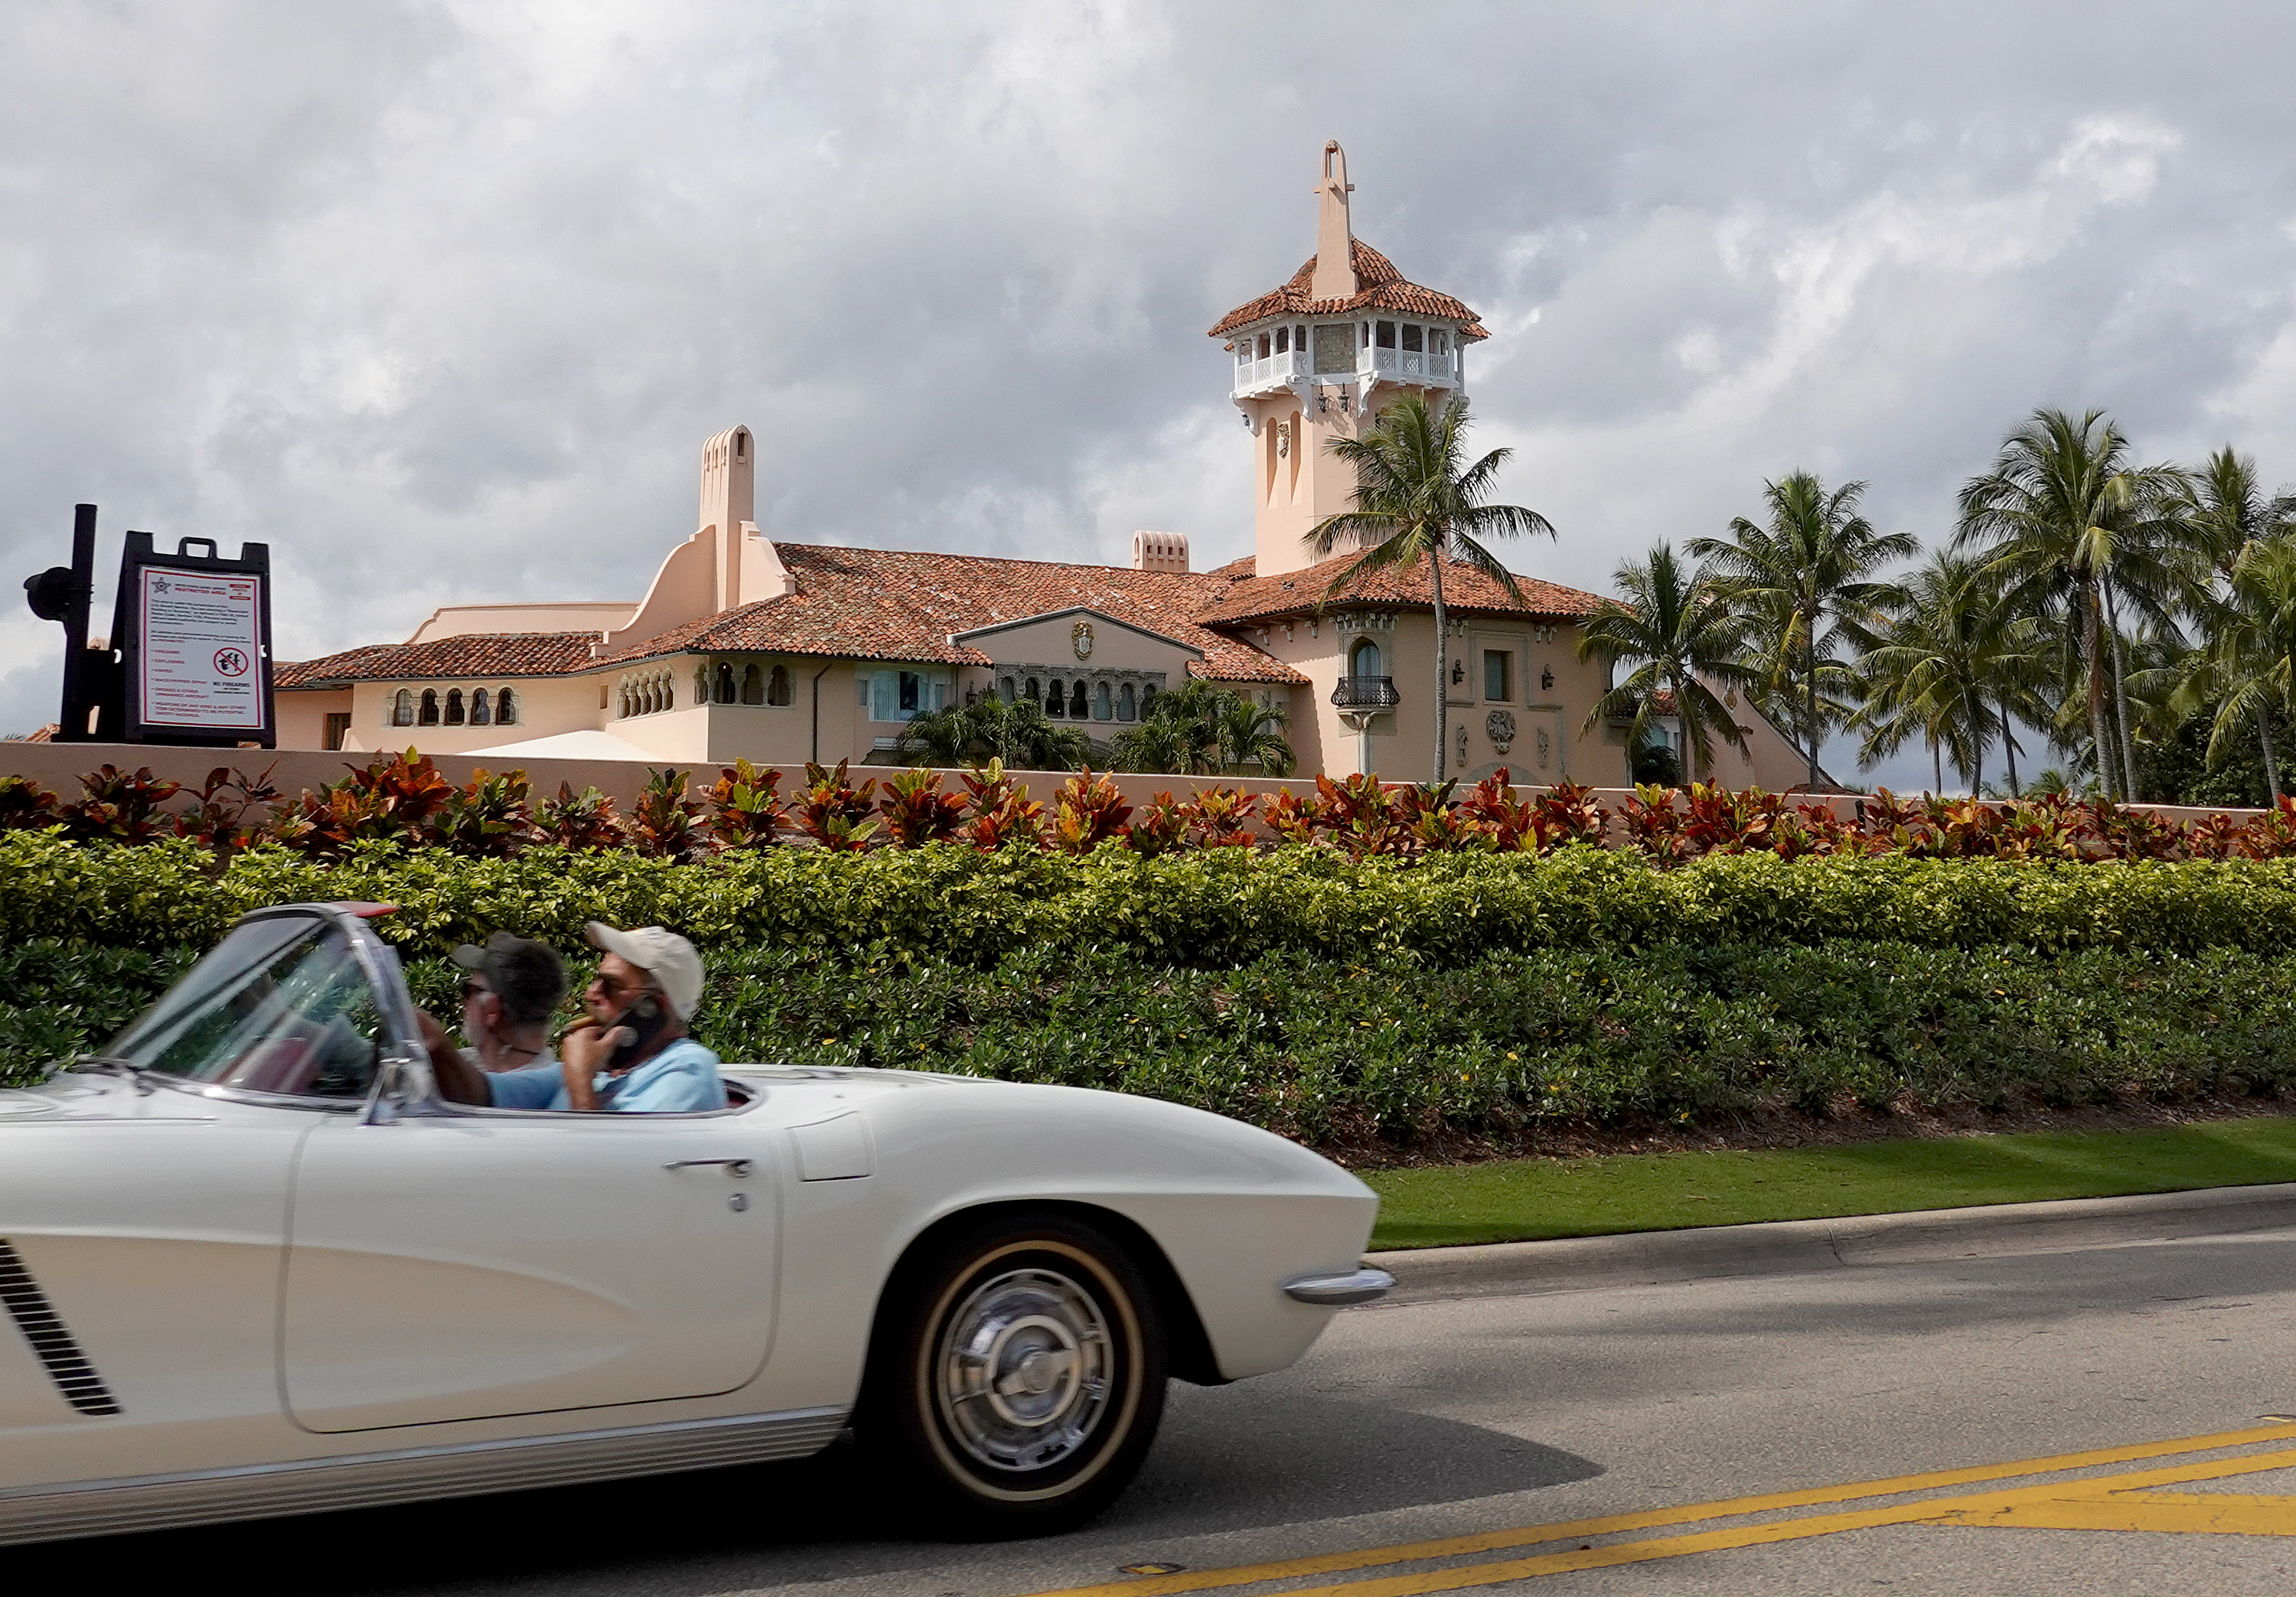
859;1212;1169;1536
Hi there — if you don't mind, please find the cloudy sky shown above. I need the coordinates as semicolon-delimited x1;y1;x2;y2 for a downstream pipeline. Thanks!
5;1;2294;786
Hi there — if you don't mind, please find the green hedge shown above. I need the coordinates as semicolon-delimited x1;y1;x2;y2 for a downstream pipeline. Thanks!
8;938;2294;1140
11;832;2296;964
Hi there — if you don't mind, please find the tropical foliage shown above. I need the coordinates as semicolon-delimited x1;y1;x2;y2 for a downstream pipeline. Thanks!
1578;543;1760;782
1309;392;1554;781
1688;472;1914;789
14;935;2296;1145
1621;411;2296;803
892;693;1092;771
1110;679;1296;777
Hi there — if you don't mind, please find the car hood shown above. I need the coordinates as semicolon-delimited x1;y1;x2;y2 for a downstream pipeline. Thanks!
0;1071;144;1122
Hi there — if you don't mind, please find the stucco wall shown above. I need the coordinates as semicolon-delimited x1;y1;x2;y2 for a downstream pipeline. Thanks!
334;675;612;756
274;688;351;752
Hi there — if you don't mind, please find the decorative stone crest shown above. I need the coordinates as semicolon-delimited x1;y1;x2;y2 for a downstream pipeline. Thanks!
1071;621;1094;660
1486;708;1516;755
1537;726;1552;769
1276;421;1292;458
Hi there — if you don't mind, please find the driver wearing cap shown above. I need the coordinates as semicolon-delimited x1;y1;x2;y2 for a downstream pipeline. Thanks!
481;923;726;1114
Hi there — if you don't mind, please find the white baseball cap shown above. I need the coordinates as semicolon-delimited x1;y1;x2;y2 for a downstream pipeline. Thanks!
585;921;705;1022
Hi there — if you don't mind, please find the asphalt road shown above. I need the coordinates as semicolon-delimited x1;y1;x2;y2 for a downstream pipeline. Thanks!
27;1224;2296;1595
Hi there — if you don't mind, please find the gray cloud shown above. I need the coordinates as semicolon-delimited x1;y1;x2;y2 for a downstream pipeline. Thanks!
5;1;2294;792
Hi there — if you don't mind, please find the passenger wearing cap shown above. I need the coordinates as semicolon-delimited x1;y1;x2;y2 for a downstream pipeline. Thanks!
452;932;566;1072
479;923;726;1114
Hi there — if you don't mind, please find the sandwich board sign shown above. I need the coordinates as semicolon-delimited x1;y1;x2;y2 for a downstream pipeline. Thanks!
114;530;276;747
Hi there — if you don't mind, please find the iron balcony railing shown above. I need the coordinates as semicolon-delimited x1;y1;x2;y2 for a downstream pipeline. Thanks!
1331;675;1401;710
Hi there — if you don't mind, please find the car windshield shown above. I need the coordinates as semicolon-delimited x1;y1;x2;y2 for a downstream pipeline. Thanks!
102;917;388;1100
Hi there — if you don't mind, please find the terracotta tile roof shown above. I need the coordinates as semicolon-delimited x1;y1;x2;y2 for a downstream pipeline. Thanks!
1208;240;1489;341
1193;555;1609;627
274;631;602;689
592;544;1309;686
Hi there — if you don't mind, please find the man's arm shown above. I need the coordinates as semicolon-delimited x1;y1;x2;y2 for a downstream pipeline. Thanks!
416;1011;490;1106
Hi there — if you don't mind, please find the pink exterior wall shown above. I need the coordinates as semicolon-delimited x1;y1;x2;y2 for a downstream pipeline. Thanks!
274;688;351;752
341;675;614;755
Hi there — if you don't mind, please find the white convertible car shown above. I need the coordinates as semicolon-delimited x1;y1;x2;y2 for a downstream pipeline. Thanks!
0;902;1391;1545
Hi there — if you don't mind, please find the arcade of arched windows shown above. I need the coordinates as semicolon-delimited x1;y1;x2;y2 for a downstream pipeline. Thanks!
618;659;796;719
987;667;1168;724
615;671;677;719
390;685;520;728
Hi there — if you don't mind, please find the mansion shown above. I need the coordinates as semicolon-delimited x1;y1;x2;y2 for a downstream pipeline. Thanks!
276;143;1815;790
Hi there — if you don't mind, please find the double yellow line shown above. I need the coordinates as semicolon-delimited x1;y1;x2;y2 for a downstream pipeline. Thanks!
1026;1421;2296;1597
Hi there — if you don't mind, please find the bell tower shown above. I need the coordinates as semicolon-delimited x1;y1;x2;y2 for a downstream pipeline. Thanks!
1209;142;1486;578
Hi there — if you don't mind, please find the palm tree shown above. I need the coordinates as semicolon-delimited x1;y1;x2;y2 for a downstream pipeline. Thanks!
1309;393;1555;781
1854;550;2048;794
893;693;1091;771
1110;680;1296;776
1954;408;2190;799
1579;543;1761;783
1689;472;1914;790
2174;446;2296;576
2180;536;2296;797
1212;692;1296;776
2168;447;2296;789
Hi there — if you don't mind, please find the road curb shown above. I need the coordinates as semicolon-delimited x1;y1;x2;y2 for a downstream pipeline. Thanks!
1365;1181;2296;1305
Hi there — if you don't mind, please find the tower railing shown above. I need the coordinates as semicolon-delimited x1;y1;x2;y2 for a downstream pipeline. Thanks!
1231;341;1460;398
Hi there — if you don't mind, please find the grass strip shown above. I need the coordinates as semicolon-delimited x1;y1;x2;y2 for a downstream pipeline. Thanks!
1362;1115;2296;1250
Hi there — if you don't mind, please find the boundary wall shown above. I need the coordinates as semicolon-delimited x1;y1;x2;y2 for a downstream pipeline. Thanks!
0;741;2265;835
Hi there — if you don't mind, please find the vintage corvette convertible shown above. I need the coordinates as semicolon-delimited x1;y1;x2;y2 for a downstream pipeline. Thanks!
0;902;1391;1545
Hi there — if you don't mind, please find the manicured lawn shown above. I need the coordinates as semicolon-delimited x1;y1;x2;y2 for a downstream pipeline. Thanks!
1362;1116;2296;1250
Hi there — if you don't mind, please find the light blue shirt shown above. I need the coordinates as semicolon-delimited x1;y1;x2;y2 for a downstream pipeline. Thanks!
486;1037;727;1113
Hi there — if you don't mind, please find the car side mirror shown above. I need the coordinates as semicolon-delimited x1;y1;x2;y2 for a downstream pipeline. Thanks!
366;1051;437;1124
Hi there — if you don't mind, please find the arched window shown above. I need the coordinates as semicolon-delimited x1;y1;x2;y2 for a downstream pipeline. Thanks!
444;689;465;725
496;687;517;725
1093;681;1111;720
739;663;762;705
1118;683;1137;721
419;689;439;726
767;663;792;706
1351;638;1383;677
391;689;414;727
999;676;1016;702
470;688;491;725
1069;681;1089;719
714;662;737;704
616;685;629;719
1044;679;1065;716
1023;676;1040;706
693;667;709;705
1140;683;1157;716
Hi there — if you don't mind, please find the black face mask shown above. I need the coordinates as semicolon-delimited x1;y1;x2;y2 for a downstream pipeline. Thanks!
606;992;670;1071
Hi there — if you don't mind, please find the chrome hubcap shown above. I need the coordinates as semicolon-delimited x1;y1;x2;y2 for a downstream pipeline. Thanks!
935;1266;1113;1472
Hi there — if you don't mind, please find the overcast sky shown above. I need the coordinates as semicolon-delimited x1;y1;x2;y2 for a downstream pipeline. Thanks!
5;2;2294;788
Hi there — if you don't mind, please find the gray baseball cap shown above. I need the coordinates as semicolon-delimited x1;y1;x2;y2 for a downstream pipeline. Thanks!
451;932;566;1027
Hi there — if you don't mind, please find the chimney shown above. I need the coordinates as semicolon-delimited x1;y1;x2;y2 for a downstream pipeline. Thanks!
1131;530;1189;573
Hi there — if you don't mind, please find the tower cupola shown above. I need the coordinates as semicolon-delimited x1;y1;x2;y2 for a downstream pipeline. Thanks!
1208;142;1490;577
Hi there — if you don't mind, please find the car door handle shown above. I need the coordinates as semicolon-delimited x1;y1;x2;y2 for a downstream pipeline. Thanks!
664;1158;752;1178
